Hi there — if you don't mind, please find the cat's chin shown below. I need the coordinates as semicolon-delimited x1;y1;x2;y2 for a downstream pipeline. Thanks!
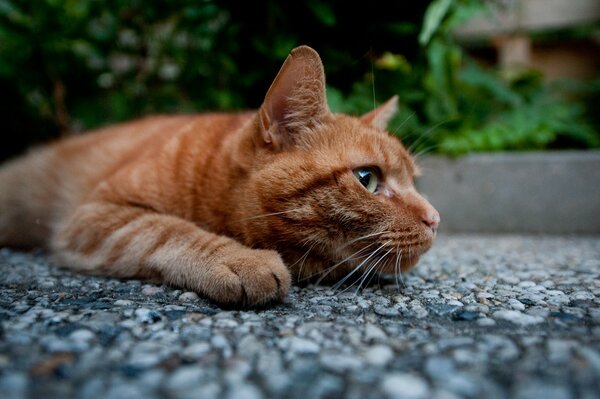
399;255;421;272
396;241;434;272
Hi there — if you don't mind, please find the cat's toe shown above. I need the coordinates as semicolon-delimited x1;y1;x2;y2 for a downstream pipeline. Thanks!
234;249;291;307
208;248;290;308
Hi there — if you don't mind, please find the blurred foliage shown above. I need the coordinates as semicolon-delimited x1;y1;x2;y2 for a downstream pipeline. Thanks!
0;0;598;161
330;0;600;156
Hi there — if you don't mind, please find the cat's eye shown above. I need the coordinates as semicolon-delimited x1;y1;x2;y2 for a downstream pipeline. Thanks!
353;167;379;193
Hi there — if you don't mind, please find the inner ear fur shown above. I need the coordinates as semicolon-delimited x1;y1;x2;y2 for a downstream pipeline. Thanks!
360;95;399;131
258;46;330;149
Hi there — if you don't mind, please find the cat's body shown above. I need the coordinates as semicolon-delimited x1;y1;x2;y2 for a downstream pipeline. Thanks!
0;46;439;307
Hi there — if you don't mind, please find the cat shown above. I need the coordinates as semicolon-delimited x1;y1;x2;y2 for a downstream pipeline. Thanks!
0;46;439;307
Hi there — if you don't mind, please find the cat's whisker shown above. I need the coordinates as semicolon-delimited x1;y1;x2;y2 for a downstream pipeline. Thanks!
412;143;441;161
296;241;319;281
351;247;394;295
392;111;416;137
235;208;303;223
331;240;391;291
371;52;377;112
407;119;450;155
308;241;378;284
394;245;401;291
340;230;389;249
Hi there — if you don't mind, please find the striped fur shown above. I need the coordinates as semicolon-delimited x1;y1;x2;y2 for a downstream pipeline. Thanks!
0;46;439;307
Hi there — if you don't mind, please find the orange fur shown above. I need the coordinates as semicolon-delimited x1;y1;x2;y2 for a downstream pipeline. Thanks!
0;46;439;307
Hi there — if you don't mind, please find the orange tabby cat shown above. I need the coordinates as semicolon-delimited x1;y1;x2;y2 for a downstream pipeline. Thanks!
0;46;439;307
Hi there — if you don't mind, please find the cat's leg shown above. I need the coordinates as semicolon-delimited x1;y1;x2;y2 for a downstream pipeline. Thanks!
51;202;291;307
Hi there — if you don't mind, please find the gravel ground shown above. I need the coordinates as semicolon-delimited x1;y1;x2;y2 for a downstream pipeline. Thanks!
1;235;599;399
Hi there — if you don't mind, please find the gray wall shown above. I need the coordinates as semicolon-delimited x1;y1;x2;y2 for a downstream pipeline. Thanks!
416;151;600;234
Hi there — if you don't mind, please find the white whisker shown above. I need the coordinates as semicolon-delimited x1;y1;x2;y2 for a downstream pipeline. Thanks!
236;208;302;223
310;241;378;284
353;247;394;294
340;230;389;249
332;240;391;291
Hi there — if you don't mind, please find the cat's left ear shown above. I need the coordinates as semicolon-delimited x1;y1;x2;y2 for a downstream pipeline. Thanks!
258;46;330;149
360;95;399;131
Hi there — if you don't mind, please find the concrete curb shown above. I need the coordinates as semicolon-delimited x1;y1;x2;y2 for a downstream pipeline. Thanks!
416;151;600;234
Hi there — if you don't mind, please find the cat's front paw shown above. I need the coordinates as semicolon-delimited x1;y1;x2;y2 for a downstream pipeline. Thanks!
206;248;291;307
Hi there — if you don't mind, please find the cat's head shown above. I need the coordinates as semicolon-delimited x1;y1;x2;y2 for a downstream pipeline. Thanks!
244;46;439;282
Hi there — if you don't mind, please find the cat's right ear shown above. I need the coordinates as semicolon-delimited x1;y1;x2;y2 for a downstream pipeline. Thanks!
258;46;330;149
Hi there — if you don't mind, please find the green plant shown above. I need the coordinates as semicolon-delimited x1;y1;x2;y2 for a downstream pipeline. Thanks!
329;0;600;155
0;0;597;161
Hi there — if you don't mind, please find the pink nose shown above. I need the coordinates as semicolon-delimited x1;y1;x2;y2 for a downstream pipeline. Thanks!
422;210;440;232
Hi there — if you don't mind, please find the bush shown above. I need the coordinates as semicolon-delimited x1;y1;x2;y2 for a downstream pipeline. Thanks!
0;0;597;161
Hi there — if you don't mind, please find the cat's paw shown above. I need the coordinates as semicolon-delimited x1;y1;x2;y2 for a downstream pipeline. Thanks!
207;248;291;307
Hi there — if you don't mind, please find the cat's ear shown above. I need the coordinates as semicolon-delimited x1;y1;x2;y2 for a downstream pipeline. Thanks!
258;45;330;149
360;95;399;131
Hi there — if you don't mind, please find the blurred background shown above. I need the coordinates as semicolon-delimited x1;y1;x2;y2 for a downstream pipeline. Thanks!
1;0;599;163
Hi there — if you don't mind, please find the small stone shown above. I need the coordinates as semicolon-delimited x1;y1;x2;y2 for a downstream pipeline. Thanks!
374;305;400;317
69;329;95;343
212;335;233;358
134;308;161;323
382;373;430;399
114;300;133;306
280;337;319;355
182;342;211;361
476;317;496;327
518;281;536;288
421;290;440;299
547;339;577;364
0;372;27;399
476;292;494;300
425;357;455;379
427;303;461;316
408;300;429;318
363;345;394;367
319;353;363;372
178;291;199;302
513;382;572;399
225;382;263;399
576;346;600;373
571;291;594;301
452;310;479;321
364;323;388;342
165;366;206;393
141;285;164;296
492;310;544;326
104;383;146;399
440;373;481;398
508;298;526;311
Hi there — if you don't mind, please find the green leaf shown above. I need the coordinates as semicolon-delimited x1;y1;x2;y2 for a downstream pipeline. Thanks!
306;1;336;27
419;0;453;46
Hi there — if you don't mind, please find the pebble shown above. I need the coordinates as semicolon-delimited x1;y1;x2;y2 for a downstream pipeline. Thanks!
570;291;594;301
114;300;134;306
134;308;162;323
178;291;199;302
363;345;394;367
225;383;263;399
280;337;320;355
507;298;526;311
165;366;206;393
182;342;211;361
364;323;388;341
319;353;363;372
492;310;544;326
0;236;598;399
382;373;430;399
141;285;164;296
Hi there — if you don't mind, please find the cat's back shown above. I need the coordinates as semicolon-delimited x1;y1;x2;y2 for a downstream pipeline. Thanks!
0;112;252;247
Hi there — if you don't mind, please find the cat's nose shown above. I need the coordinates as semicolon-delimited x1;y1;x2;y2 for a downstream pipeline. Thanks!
422;210;440;232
